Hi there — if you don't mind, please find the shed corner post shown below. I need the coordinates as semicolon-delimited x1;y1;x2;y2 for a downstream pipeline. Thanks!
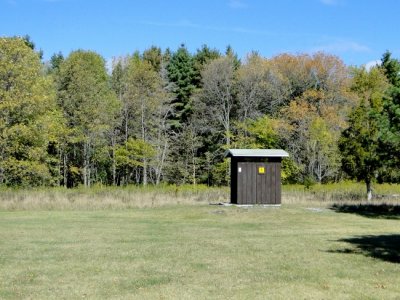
230;156;238;204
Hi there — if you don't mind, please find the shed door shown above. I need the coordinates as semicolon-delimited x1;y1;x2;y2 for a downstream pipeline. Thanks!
237;162;279;204
237;162;253;204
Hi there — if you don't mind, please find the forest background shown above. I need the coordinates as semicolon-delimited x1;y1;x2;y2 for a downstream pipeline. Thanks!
1;36;400;196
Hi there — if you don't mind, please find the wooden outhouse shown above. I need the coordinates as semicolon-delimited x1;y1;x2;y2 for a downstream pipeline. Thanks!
225;149;289;205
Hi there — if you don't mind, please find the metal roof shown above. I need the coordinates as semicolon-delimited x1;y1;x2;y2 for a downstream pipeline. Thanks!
224;149;289;158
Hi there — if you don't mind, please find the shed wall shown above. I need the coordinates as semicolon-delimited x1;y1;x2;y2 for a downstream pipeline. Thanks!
231;157;282;204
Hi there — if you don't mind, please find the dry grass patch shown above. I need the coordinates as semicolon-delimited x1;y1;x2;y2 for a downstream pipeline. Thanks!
282;181;400;205
0;185;229;210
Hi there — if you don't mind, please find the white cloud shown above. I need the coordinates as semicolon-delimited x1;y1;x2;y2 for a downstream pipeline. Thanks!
106;58;113;75
313;40;370;53
365;60;381;71
228;0;247;9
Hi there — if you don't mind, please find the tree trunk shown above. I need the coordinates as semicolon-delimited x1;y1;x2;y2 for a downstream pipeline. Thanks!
0;149;5;184
83;141;91;187
143;158;148;186
317;163;322;184
63;150;68;187
83;143;88;187
225;112;231;147
141;95;148;186
366;179;372;201
111;135;116;186
156;139;168;185
192;154;196;186
0;166;3;185
124;107;129;145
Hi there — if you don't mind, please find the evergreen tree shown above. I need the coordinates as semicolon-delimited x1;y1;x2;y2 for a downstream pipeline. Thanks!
20;34;44;59
193;45;220;87
48;52;64;74
379;51;400;182
339;67;388;200
111;58;126;101
143;46;163;72
225;45;241;70
166;45;196;128
381;51;400;87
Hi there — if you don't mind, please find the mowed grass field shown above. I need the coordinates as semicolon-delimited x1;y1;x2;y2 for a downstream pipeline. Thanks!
0;195;399;299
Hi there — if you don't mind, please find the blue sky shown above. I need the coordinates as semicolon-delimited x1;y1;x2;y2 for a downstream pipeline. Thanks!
1;0;399;66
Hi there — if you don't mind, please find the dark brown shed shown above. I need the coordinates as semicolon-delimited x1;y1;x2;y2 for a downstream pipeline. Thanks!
225;149;289;205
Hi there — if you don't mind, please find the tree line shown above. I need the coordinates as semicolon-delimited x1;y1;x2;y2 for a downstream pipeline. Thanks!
1;36;399;196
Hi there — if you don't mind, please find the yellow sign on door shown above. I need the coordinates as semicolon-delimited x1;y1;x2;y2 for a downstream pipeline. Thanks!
258;167;265;174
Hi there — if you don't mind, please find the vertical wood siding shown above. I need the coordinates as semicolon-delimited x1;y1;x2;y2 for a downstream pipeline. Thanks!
233;159;281;204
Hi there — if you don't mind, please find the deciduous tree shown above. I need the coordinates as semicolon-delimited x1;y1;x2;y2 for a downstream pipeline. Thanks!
0;37;63;186
57;50;120;187
197;55;237;146
123;56;171;185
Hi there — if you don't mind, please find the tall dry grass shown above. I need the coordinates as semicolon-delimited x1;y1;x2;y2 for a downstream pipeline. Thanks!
0;185;229;211
282;181;400;206
0;181;399;210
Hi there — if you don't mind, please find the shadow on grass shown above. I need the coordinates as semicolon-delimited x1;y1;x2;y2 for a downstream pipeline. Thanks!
330;203;400;219
329;234;400;263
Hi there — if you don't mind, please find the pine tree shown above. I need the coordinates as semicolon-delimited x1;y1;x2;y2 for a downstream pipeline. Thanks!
339;67;388;200
166;45;196;128
193;45;220;87
379;51;400;182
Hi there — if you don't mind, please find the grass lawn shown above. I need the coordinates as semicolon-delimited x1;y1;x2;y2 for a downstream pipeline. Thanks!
0;203;399;299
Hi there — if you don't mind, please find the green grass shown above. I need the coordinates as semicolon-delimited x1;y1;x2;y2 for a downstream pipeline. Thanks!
0;203;399;299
